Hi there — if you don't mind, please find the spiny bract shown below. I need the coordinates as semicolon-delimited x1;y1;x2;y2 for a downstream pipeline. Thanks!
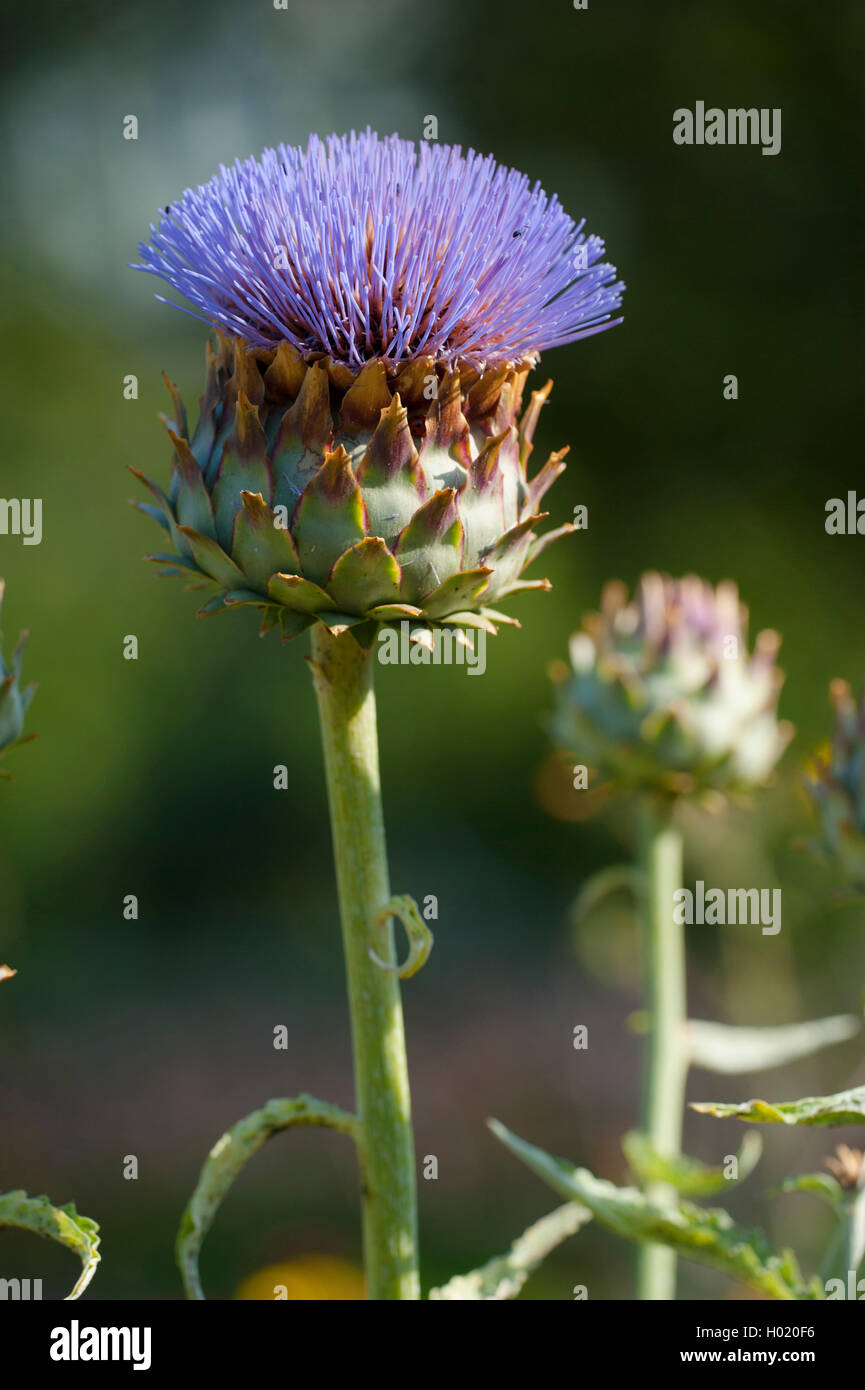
551;573;793;797
0;581;36;776
804;678;865;892
132;337;577;643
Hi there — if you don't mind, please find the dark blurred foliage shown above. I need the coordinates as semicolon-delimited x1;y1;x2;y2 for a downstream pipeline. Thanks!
1;0;863;1299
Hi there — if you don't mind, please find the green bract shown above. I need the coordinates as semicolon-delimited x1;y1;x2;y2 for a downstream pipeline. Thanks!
0;581;36;776
551;572;793;797
132;337;574;644
804;678;865;892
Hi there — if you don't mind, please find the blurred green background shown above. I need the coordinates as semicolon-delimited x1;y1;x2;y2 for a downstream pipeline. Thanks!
1;0;864;1299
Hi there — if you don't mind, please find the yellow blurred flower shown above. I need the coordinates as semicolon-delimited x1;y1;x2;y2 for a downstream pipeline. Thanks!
235;1255;366;1301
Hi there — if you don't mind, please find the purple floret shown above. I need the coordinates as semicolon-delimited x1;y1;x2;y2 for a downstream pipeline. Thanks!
133;129;624;370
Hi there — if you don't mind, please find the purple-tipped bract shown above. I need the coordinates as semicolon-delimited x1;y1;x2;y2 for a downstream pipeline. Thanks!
134;129;624;371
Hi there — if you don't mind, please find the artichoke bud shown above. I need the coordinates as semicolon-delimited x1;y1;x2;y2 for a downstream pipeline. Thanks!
133;336;574;643
0;581;36;775
804;677;865;891
551;572;793;798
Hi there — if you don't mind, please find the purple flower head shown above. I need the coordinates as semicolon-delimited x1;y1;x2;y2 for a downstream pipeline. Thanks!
133;129;624;371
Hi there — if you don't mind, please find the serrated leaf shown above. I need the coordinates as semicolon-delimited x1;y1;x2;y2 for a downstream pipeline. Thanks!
429;1203;591;1300
623;1130;763;1196
692;1085;865;1127
686;1014;861;1075
488;1120;820;1300
0;1190;101;1299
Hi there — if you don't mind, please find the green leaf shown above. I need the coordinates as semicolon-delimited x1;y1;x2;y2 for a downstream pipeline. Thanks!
686;1014;861;1074
623;1129;763;1196
0;1190;101;1299
488;1120;820;1300
429;1203;591;1300
691;1085;865;1127
176;1094;358;1300
774;1173;844;1208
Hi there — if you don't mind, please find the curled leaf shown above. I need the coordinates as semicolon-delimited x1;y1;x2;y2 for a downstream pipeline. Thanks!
623;1129;763;1196
429;1203;591;1300
488;1120;820;1300
176;1094;358;1300
570;865;642;928
369;895;433;980
0;1190;101;1299
691;1085;865;1127
686;1014;861;1074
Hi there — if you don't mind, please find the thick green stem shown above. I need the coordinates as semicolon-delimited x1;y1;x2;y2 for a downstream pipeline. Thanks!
636;796;687;1301
309;625;419;1300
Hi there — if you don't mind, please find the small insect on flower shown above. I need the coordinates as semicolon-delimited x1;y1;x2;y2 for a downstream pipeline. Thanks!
130;130;624;644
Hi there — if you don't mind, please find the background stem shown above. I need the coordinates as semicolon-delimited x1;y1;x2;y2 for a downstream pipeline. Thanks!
635;795;686;1301
842;1184;865;1286
309;625;420;1300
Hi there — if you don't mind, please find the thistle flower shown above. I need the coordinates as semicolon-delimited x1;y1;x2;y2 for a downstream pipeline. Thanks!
0;581;36;776
804;678;865;892
131;130;623;641
135;129;623;369
550;573;793;797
